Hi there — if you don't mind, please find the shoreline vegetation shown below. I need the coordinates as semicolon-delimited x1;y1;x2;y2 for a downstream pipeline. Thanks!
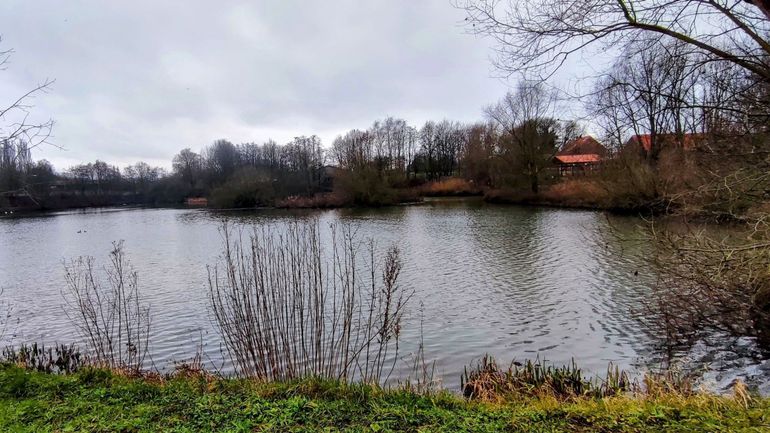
0;363;768;432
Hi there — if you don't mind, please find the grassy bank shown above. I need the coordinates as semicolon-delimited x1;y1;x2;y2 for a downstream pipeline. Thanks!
0;365;767;432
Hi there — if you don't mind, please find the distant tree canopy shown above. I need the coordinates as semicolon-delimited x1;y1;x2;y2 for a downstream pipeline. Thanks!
2;105;588;210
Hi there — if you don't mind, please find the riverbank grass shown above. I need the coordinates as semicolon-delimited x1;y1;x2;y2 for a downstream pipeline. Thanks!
0;365;768;432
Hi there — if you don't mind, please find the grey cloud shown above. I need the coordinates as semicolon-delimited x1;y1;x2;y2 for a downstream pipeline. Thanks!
0;0;509;169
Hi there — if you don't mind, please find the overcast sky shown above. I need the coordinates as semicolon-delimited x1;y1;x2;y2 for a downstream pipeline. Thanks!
0;1;562;170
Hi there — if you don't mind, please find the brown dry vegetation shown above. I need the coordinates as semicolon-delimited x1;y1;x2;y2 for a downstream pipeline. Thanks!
419;178;483;197
275;191;349;208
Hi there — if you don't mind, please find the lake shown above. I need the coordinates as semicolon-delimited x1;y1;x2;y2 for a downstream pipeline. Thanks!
1;199;768;392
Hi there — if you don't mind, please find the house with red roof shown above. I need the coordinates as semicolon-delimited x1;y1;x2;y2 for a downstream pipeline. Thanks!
553;136;608;176
623;133;704;159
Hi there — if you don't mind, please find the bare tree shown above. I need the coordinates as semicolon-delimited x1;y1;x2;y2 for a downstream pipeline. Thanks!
0;38;55;207
172;148;202;188
456;0;770;81
485;82;560;193
460;122;497;184
0;38;54;154
592;41;702;161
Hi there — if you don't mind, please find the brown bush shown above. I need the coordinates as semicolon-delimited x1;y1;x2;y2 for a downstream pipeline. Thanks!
420;178;482;197
275;192;349;208
539;179;610;208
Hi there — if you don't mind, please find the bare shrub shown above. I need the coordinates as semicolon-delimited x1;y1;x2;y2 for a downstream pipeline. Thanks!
399;303;439;394
62;241;151;372
208;220;410;385
596;155;661;210
641;221;770;352
275;192;349;209
420;178;481;197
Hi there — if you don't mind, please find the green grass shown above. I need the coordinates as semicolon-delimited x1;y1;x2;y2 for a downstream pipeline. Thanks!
0;365;768;432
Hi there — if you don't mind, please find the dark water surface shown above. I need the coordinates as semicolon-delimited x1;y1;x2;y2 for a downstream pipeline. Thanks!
1;200;768;392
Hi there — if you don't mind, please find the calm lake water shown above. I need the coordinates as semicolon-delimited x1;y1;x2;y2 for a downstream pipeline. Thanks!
1;200;768;392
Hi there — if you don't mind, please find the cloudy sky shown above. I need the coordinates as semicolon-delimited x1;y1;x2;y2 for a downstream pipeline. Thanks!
1;1;559;170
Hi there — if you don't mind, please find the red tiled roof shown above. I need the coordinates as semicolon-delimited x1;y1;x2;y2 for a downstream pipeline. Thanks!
554;154;602;164
625;134;703;153
558;136;608;157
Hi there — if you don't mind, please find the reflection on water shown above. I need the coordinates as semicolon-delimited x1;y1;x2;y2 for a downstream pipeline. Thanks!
0;201;767;392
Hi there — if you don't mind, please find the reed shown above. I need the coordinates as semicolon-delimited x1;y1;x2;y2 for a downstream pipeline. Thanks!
1;343;83;374
0;288;9;341
461;356;633;401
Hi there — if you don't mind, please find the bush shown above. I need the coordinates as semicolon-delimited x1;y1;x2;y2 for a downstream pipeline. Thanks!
333;167;401;206
420;178;482;197
538;179;610;208
275;191;348;208
209;167;275;208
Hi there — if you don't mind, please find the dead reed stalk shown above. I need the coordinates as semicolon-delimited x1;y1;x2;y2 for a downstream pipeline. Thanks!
0;288;9;341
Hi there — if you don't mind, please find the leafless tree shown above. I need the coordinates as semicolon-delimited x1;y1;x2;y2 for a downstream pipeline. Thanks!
208;220;411;384
332;129;374;171
417;120;467;180
456;0;770;82
172;148;203;188
62;241;151;372
485;82;561;193
460;122;497;184
592;41;703;161
0;38;55;206
0;38;54;155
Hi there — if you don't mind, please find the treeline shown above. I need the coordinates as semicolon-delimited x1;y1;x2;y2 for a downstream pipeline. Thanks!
0;140;171;210
0;108;584;210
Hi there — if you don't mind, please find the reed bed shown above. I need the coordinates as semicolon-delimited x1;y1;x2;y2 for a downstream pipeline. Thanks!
1;343;83;374
461;356;636;401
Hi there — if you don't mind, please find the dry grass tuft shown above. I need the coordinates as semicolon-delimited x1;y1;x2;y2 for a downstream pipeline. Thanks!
640;367;696;398
733;379;752;409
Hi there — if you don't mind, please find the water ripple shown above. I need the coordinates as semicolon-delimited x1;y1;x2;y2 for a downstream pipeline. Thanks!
0;204;766;392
